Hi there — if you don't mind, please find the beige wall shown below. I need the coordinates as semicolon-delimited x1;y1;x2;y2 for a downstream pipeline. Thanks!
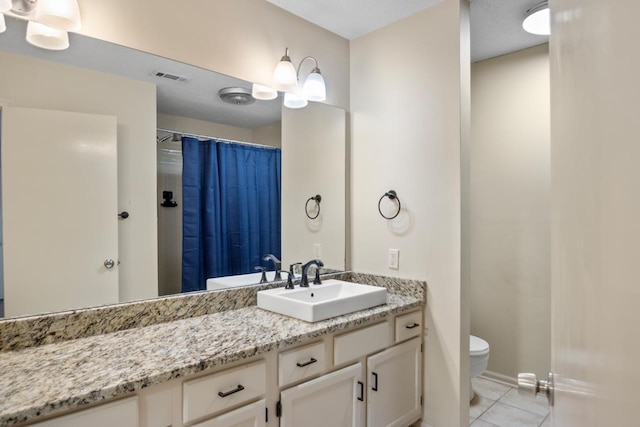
0;50;158;303
281;103;346;271
77;0;350;111
470;45;551;381
350;0;469;424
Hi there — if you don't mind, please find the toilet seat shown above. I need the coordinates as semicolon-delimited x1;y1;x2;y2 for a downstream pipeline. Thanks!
470;335;489;356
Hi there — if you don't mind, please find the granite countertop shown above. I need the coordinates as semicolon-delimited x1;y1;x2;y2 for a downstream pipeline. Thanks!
0;293;422;426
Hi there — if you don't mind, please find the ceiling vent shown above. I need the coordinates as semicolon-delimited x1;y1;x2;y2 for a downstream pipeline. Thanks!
218;87;255;105
152;71;191;83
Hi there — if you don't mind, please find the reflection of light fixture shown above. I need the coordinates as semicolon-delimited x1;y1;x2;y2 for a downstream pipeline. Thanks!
271;47;327;109
523;1;550;35
26;20;69;50
2;0;82;50
251;83;278;101
283;87;308;109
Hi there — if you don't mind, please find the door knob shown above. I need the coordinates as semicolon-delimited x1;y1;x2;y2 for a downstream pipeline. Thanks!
104;259;115;269
518;372;554;406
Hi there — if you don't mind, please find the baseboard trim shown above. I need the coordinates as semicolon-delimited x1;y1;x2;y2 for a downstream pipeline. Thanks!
480;370;518;387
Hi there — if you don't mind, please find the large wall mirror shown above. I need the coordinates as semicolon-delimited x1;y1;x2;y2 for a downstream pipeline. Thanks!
0;16;346;319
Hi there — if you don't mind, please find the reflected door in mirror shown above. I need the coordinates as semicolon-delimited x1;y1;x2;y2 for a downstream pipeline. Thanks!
1;107;119;317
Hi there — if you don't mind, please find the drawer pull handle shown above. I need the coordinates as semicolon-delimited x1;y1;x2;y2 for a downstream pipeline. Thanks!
218;384;245;398
372;372;379;391
406;322;420;329
357;381;364;401
296;357;318;368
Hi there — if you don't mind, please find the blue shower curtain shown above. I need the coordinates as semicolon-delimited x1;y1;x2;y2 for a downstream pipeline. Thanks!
181;137;281;292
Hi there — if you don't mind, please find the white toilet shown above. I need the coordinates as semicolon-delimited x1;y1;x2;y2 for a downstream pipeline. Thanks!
469;335;490;401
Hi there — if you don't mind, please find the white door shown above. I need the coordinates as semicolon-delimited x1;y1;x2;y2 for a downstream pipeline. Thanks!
1;107;118;317
367;337;421;427
280;363;364;427
542;0;640;425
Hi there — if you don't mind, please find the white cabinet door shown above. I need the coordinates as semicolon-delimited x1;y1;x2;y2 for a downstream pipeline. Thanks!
1;107;118;317
31;397;137;427
367;337;421;427
192;399;266;427
280;362;364;427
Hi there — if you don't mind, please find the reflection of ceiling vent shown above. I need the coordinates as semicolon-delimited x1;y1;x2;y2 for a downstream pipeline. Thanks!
218;87;255;105
152;71;191;83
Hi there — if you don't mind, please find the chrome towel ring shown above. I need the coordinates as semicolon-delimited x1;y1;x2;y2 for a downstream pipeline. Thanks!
378;190;401;219
305;194;322;219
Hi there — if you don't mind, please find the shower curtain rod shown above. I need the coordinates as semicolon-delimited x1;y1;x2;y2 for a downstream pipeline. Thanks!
156;128;280;150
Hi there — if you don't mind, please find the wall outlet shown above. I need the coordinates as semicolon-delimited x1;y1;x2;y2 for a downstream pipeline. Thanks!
313;243;322;259
388;249;399;269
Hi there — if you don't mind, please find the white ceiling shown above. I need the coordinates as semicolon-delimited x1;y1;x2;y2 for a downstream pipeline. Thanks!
265;0;442;40
267;0;549;63
0;1;549;130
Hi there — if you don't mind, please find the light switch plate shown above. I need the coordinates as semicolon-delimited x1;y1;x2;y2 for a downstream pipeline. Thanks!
388;249;399;269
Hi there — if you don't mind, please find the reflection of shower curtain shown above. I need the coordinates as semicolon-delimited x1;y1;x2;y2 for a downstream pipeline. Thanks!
181;137;281;292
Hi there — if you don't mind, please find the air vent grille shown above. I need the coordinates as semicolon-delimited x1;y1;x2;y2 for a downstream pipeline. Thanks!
152;71;191;83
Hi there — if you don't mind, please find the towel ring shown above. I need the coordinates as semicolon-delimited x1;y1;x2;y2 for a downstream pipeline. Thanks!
305;195;322;219
378;190;401;220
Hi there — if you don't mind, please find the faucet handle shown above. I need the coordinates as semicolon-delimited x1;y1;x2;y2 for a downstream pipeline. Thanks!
254;266;268;284
289;262;302;275
284;271;295;289
313;266;322;285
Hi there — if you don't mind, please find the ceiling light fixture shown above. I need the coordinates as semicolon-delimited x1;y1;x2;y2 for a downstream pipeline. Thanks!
218;87;256;105
3;0;82;50
272;47;327;109
523;1;550;35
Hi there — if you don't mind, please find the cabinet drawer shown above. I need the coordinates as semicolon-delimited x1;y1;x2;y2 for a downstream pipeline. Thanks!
279;341;326;387
334;322;390;365
395;311;423;343
191;399;266;427
183;360;266;423
31;397;138;427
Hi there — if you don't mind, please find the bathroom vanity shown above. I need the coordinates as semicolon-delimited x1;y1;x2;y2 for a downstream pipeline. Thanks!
0;273;425;427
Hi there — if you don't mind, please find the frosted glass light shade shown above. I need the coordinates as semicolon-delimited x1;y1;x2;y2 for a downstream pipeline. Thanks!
36;0;82;32
251;83;278;101
0;14;5;34
26;21;70;50
0;0;11;13
284;91;308;109
523;3;550;35
302;70;326;102
273;59;297;93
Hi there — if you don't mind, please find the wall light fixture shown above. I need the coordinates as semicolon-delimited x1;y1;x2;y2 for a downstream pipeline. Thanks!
3;0;82;50
251;47;327;108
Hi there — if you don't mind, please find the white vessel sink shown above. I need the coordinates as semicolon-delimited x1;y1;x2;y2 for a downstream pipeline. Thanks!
256;279;387;322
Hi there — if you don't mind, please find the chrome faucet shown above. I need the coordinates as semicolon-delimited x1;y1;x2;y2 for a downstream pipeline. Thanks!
300;259;324;287
263;254;282;281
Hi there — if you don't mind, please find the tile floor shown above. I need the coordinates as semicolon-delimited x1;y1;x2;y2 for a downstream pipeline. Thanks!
470;377;550;427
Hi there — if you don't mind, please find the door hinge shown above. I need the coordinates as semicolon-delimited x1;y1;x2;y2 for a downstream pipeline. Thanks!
265;407;268;422
276;400;282;417
421;343;423;353
421;395;424;406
